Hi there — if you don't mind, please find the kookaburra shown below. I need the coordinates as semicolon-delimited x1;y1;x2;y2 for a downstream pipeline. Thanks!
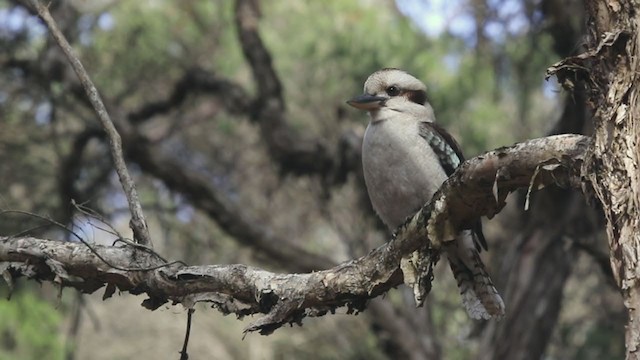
347;68;505;320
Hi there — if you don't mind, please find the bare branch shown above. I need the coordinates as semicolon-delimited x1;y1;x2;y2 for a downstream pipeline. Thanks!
233;0;334;176
128;67;252;124
423;134;590;243
0;134;590;335
31;1;152;246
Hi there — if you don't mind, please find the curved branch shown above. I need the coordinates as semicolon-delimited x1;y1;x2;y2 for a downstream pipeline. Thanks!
123;131;336;272
424;134;590;243
0;135;590;335
233;0;334;176
234;0;282;105
128;68;252;124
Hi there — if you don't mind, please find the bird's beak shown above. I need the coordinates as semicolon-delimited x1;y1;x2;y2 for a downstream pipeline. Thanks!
347;94;387;110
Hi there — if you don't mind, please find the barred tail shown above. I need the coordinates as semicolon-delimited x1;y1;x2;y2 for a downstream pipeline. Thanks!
445;232;505;320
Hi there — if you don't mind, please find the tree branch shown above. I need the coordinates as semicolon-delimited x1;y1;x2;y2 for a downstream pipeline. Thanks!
32;0;152;246
0;134;590;335
123;131;336;272
233;0;334;176
423;135;590;242
127;67;252;124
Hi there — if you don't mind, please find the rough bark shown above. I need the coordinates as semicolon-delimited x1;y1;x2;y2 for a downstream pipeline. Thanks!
550;1;640;357
0;135;589;335
586;2;640;356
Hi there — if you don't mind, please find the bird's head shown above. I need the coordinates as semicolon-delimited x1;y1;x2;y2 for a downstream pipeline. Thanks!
347;68;430;119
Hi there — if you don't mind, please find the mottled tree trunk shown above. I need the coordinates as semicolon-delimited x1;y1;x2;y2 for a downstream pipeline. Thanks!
582;1;640;357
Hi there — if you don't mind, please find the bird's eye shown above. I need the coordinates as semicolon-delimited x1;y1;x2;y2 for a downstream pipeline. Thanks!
386;86;401;96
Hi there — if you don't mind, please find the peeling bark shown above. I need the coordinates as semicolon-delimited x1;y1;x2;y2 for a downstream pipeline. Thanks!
551;1;640;357
0;135;589;335
584;2;640;357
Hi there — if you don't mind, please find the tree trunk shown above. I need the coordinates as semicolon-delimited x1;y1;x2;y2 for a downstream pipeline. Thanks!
582;1;640;357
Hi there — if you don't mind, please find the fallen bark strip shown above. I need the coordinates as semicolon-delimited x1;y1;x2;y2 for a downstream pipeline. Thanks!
0;134;591;335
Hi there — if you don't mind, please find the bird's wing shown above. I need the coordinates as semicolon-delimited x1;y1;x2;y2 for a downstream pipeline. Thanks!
417;121;465;176
418;121;488;251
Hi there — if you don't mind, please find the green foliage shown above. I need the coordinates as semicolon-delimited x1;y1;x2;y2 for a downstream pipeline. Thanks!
80;0;557;155
87;1;248;103
255;0;557;157
0;291;65;360
260;1;446;134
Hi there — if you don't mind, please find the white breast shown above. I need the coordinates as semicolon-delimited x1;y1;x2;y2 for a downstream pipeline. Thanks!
362;117;447;230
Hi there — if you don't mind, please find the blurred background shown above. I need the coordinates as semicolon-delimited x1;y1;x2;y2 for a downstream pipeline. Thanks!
0;0;623;359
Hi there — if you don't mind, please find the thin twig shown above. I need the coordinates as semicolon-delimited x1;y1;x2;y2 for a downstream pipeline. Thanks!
72;200;124;239
31;0;152;247
0;210;184;271
179;309;195;360
70;200;169;263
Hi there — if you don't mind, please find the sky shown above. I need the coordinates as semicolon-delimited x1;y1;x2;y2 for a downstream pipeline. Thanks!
396;0;530;43
1;1;532;44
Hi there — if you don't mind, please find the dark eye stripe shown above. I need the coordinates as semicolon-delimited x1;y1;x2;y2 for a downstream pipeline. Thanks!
406;90;427;105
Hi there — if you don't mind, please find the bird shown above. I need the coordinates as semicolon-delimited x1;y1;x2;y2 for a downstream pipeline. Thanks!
347;68;505;320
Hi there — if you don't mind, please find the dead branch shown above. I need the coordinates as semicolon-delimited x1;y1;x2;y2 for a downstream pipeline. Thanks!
32;0;152;247
0;134;590;335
